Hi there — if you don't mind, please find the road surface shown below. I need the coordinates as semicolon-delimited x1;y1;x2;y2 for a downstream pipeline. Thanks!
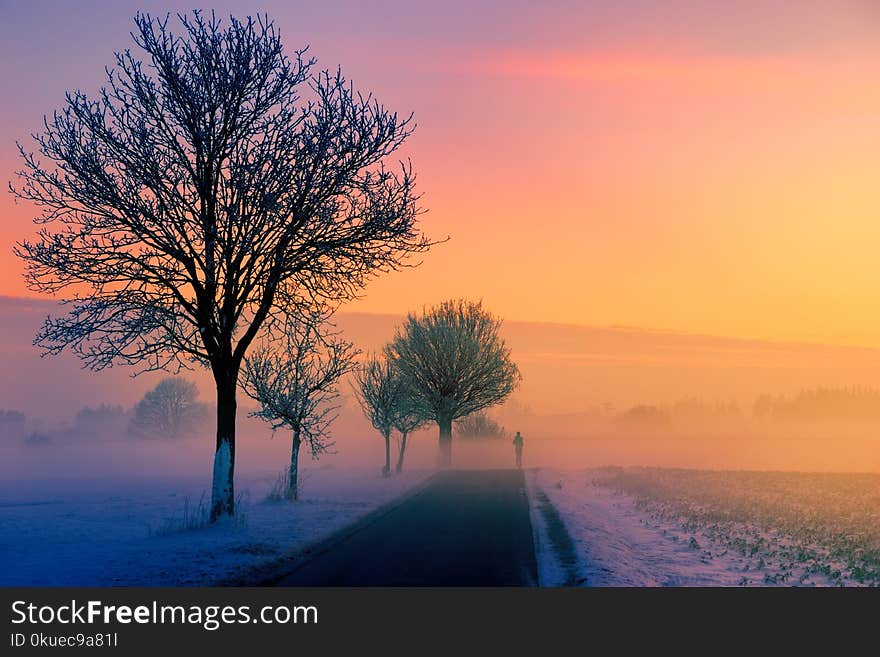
270;469;538;586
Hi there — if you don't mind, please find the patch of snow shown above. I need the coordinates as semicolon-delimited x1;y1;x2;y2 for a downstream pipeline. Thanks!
525;473;569;586
531;468;758;586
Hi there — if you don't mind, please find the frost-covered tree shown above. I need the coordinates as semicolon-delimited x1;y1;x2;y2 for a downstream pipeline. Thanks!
392;393;428;474
354;355;406;477
387;300;520;467
129;377;209;439
11;12;430;519
243;311;356;500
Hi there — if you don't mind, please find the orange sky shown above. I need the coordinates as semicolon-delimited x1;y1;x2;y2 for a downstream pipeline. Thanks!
1;1;878;347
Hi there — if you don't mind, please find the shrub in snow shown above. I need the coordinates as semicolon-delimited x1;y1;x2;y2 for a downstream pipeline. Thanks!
152;490;249;536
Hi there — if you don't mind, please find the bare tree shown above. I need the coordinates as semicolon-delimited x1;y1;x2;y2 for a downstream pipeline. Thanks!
386;300;520;467
129;377;210;439
392;393;428;474
243;311;356;500
354;354;405;477
11;12;430;519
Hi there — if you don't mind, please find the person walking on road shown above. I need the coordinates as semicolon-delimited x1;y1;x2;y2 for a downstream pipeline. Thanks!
512;431;524;468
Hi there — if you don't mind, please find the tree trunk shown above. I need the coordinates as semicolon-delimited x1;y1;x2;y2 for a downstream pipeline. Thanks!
395;431;408;474
210;367;238;521
288;430;301;501
382;431;391;478
438;416;452;468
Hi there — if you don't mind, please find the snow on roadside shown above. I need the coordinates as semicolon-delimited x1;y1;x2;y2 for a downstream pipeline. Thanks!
526;479;563;586
525;474;577;586
0;466;431;586
529;468;751;586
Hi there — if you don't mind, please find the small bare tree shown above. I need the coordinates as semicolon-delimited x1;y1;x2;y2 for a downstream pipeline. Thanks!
392;393;428;474
387;300;521;467
129;377;210;439
11;12;430;519
243;312;356;500
354;354;405;477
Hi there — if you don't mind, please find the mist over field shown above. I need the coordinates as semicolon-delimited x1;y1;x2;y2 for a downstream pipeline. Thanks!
3;295;880;484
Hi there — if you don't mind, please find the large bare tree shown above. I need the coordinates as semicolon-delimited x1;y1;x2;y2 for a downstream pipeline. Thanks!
243;311;356;500
386;300;520;467
11;12;430;519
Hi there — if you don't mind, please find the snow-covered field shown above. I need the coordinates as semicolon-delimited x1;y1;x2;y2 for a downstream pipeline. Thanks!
0;466;430;586
528;467;880;587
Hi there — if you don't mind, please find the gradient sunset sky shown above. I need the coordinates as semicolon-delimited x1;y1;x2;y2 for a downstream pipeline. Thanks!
1;1;878;346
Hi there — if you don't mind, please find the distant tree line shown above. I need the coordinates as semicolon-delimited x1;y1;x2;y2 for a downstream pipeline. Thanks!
754;387;880;422
607;387;880;431
610;398;743;431
1;377;210;447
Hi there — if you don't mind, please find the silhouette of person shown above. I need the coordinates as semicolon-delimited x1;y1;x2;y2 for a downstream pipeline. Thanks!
512;431;524;468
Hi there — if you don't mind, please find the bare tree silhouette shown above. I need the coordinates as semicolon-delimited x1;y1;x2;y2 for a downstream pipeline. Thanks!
11;12;430;519
243;311;356;500
387;300;520;467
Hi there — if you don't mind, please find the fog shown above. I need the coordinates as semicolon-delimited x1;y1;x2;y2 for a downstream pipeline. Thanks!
3;295;880;487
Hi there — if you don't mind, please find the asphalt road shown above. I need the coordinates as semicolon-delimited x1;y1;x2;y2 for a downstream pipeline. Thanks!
272;469;538;586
